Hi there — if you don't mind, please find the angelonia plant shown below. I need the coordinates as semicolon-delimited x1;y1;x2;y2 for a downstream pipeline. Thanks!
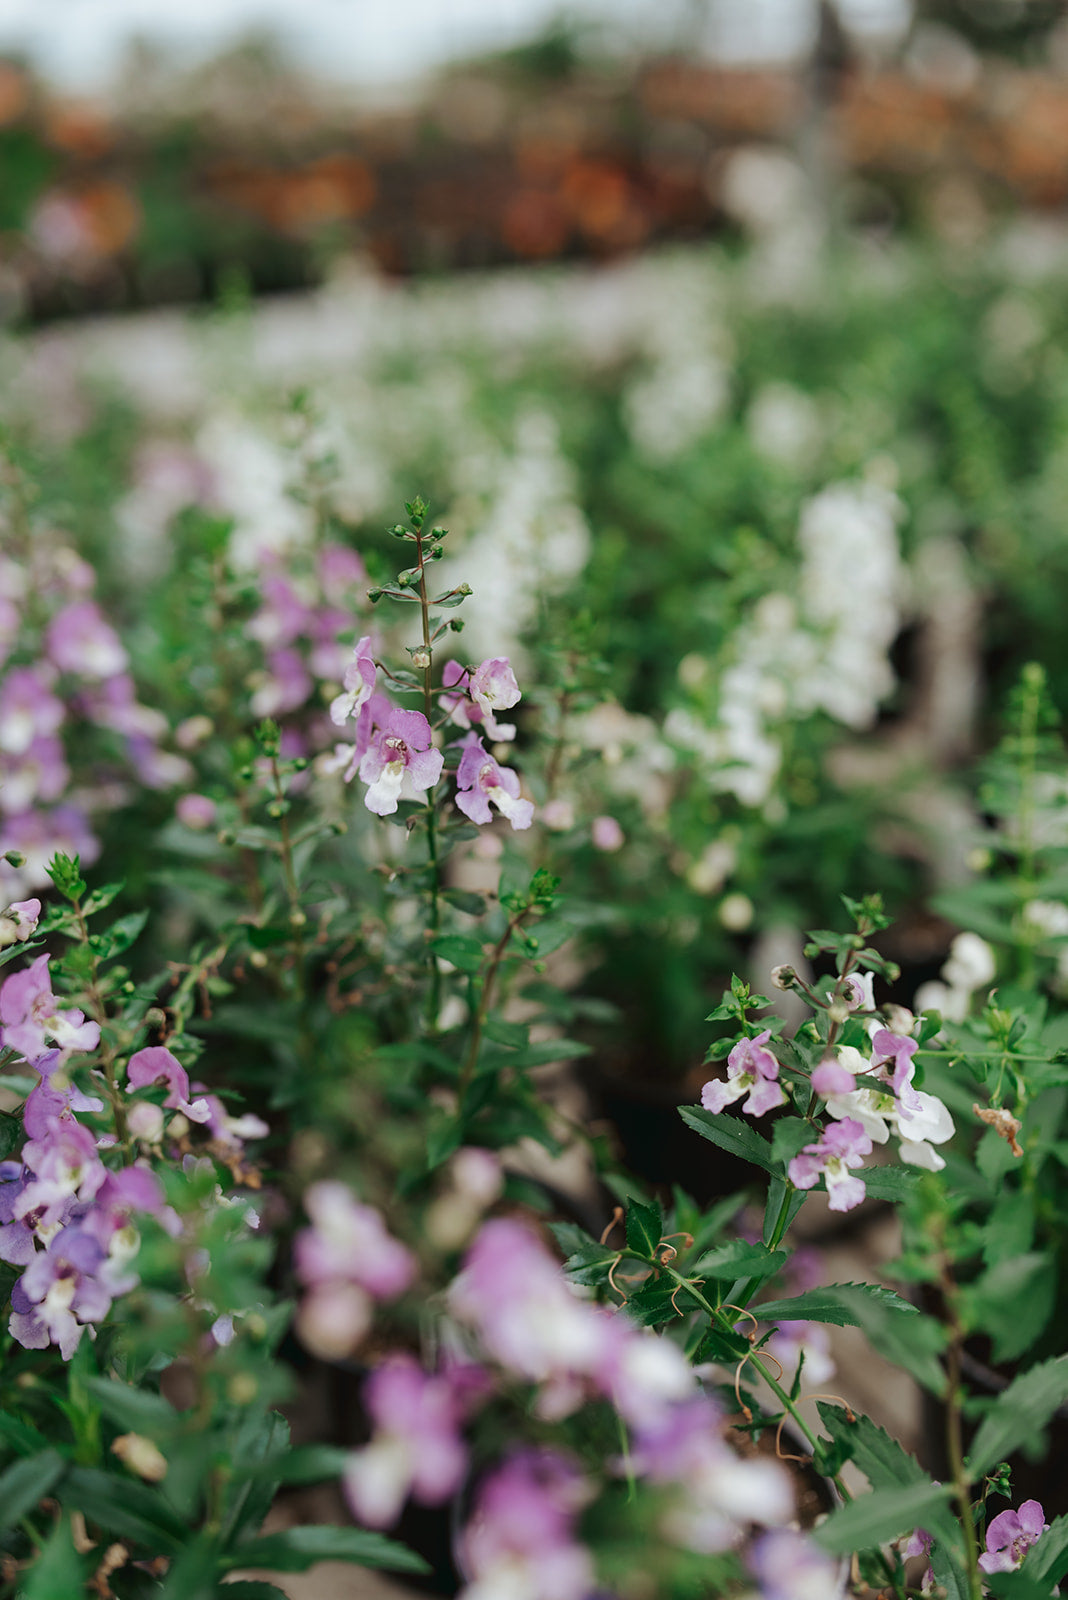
3;492;1068;1600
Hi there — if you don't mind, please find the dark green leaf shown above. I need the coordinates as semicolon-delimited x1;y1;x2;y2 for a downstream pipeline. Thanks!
481;1017;529;1049
64;1465;186;1554
260;1445;350;1485
20;1515;89;1600
690;1241;787;1281
830;1288;946;1396
82;881;125;915
770;1117;811;1168
985;1573;1059;1600
0;1450;67;1536
87;1377;183;1436
960;1254;1055;1364
1026;1512;1068;1587
856;1165;922;1203
158;1535;220;1598
678;1106;776;1173
967;1356;1068;1478
225;1526;429;1574
429;935;484;973
756;1283;918;1329
91;909;148;959
443;889;487;915
626;1198;663;1258
813;1481;952;1554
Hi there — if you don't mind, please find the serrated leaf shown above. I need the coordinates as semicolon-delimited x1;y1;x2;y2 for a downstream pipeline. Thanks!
830;1287;947;1396
967;1356;1068;1478
756;1283;918;1329
856;1165;923;1202
690;1240;787;1281
157;1534;220;1598
985;1573;1059;1600
622;1278;686;1327
960;1254;1055;1364
813;1481;953;1554
770;1117;811;1168
626;1198;663;1258
816;1403;927;1491
678;1106;776;1173
430;935;484;973
91;909;148;959
225;1525;429;1574
0;1449;67;1536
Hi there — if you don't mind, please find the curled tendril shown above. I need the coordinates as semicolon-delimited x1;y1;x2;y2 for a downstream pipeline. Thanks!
720;1304;759;1343
599;1206;625;1247
734;1347;784;1424
775;1392;854;1464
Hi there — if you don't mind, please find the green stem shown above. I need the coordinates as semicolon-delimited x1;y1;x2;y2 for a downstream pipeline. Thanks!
72;896;128;1146
941;1267;984;1600
458;916;523;1107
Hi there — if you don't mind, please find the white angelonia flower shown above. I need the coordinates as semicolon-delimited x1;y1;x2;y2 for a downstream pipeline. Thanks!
942;931;996;991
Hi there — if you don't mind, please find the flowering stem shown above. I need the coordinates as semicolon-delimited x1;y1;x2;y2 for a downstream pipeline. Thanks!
71;894;128;1147
458;916;524;1107
940;1261;984;1600
415;526;442;1029
267;754;307;983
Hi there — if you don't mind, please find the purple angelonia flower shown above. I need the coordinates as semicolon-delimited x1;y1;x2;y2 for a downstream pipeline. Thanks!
343;1356;468;1528
441;657;520;742
0;806;100;895
251;648;313;718
979;1501;1048;1574
318;543;367;602
296;1181;415;1299
701;1029;786;1119
2;736;70;812
357;706;443;815
458;1451;595;1600
749;1528;843;1599
844;972;875;1011
330;635;377;727
0;898;41;946
810;1056;857;1097
0;955;101;1064
455;738;534;831
126;1046;211;1124
788;1118;872;1212
870;1029;921;1109
0;666;65;757
46;600;128;680
9;1225;116;1359
247;575;313;649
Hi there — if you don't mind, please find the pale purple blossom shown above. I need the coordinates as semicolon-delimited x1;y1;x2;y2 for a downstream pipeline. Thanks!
318;543;367;603
9;1224;122;1359
126;1046;211;1125
295;1181;415;1299
870;1029;920;1108
358;706;443;815
250;648;313;718
0;955;101;1065
749;1528;843;1599
701;1029;785;1118
441;657;520;741
0;806;100;895
844;972;875;1011
591;816;624;852
0;667;65;756
455;738;534;831
176;793;217;830
458;1452;595;1600
810;1056;857;1097
0;898;41;944
788;1118;872;1212
330;635;377;728
45;600;127;680
979;1501;1048;1574
343;1356;467;1528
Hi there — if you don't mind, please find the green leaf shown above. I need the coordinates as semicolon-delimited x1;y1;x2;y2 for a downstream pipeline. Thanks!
158;1534;221;1598
756;1283;918;1329
816;1403;926;1490
90;909;149;959
82;881;125;915
623;1278;688;1326
256;1445;350;1485
0;1450;67;1536
64;1465;186;1554
928;1537;971;1600
626;1198;664;1258
770;1117;811;1168
856;1165;922;1202
20;1515;89;1600
87;1377;184;1436
690;1240;787;1281
678;1106;776;1173
429;935;484;973
443;888;487;915
985;1573;1060;1600
225;1526;429;1574
829;1287;947;1396
967;1356;1068;1478
960;1253;1055;1364
813;1481;953;1554
481;1017;529;1049
216;1586;291;1599
1026;1511;1068;1587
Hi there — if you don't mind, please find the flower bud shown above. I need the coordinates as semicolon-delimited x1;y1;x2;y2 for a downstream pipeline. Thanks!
127;1101;165;1144
112;1433;168;1482
770;964;796;991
